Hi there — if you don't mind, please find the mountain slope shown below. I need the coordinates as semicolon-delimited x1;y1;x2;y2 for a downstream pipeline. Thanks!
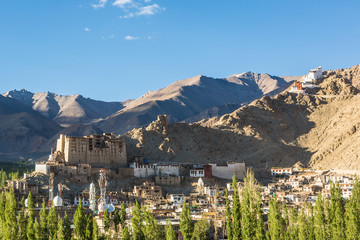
0;95;61;153
2;90;125;126
123;65;360;170
99;73;297;134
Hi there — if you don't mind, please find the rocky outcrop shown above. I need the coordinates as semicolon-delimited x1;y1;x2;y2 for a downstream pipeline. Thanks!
123;65;360;170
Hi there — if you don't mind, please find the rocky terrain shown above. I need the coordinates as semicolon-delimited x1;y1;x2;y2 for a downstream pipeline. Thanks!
123;65;360;170
2;89;126;126
98;72;298;134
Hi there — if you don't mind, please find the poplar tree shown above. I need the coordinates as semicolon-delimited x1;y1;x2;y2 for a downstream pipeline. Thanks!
74;199;87;240
232;174;241;240
330;183;345;240
48;206;58;239
122;226;130;240
225;189;233;240
85;215;94;240
0;192;5;239
63;211;72;240
113;209;121;232
34;217;41;240
290;208;299;240
18;197;28;240
282;205;291;240
39;199;48;240
27;191;35;221
180;202;194;240
93;217;99;240
268;196;281;240
298;208;308;240
143;209;164;240
191;219;210;240
131;201;145;240
255;201;265;240
57;218;65;240
120;203;127;226
104;209;110;232
308;203;315;240
165;220;177;240
4;191;18;239
314;193;327;240
27;220;36;240
241;170;259;240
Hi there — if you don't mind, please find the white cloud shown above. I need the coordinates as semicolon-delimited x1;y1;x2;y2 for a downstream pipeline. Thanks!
124;35;138;40
144;0;151;2
84;27;91;32
113;0;133;8
137;4;161;16
92;0;107;9
119;13;135;19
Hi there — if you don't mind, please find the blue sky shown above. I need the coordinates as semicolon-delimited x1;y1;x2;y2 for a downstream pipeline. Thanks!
0;0;359;101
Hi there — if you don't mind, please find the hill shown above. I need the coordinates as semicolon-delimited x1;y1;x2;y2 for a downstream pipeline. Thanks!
123;65;360;170
0;95;61;153
98;72;298;134
2;90;125;126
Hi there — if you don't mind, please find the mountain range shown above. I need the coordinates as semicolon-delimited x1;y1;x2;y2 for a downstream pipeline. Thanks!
123;65;360;170
4;65;360;170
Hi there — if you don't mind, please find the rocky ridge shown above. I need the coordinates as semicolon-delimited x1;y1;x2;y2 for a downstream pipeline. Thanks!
123;65;360;170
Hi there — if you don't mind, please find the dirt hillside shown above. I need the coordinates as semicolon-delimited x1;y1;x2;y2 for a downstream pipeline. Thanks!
123;65;360;170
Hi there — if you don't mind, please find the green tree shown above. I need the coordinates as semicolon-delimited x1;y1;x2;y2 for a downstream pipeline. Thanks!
165;219;177;240
17;197;28;240
308;203;315;240
120;203;127;226
290;207;299;240
63;212;72;240
4;191;18;239
180;202;194;240
241;170;260;239
74;199;87;240
93;217;99;240
225;189;233;240
143;209;164;240
85;215;94;240
255;200;265;240
298;208;308;240
330;183;345;240
0;192;6;239
268;196;282;240
48;206;58;239
131;201;144;240
34;217;41;240
232;174;241;240
27;191;35;221
345;179;360;240
57;218;65;240
122;226;130;240
314;193;327;240
27;219;36;240
39;199;48;240
191;219;210;240
104;209;110;233
113;209;121;232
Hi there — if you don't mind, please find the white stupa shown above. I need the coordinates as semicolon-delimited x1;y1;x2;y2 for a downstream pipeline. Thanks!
53;196;63;207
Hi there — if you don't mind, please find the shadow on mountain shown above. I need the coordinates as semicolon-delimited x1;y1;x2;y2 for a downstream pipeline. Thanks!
123;92;322;169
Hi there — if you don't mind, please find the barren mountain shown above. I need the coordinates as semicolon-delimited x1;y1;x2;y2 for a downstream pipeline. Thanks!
0;95;61;153
2;90;125;126
98;73;298;134
123;65;360;170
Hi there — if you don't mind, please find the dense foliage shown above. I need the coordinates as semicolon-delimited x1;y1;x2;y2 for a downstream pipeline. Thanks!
1;172;360;240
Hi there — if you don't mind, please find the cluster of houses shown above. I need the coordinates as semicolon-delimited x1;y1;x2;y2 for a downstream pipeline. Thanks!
265;167;357;208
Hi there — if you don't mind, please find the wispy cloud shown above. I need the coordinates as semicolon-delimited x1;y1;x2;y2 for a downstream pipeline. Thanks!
124;35;139;40
91;0;164;18
137;4;162;16
92;0;108;9
84;27;91;32
113;0;133;8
